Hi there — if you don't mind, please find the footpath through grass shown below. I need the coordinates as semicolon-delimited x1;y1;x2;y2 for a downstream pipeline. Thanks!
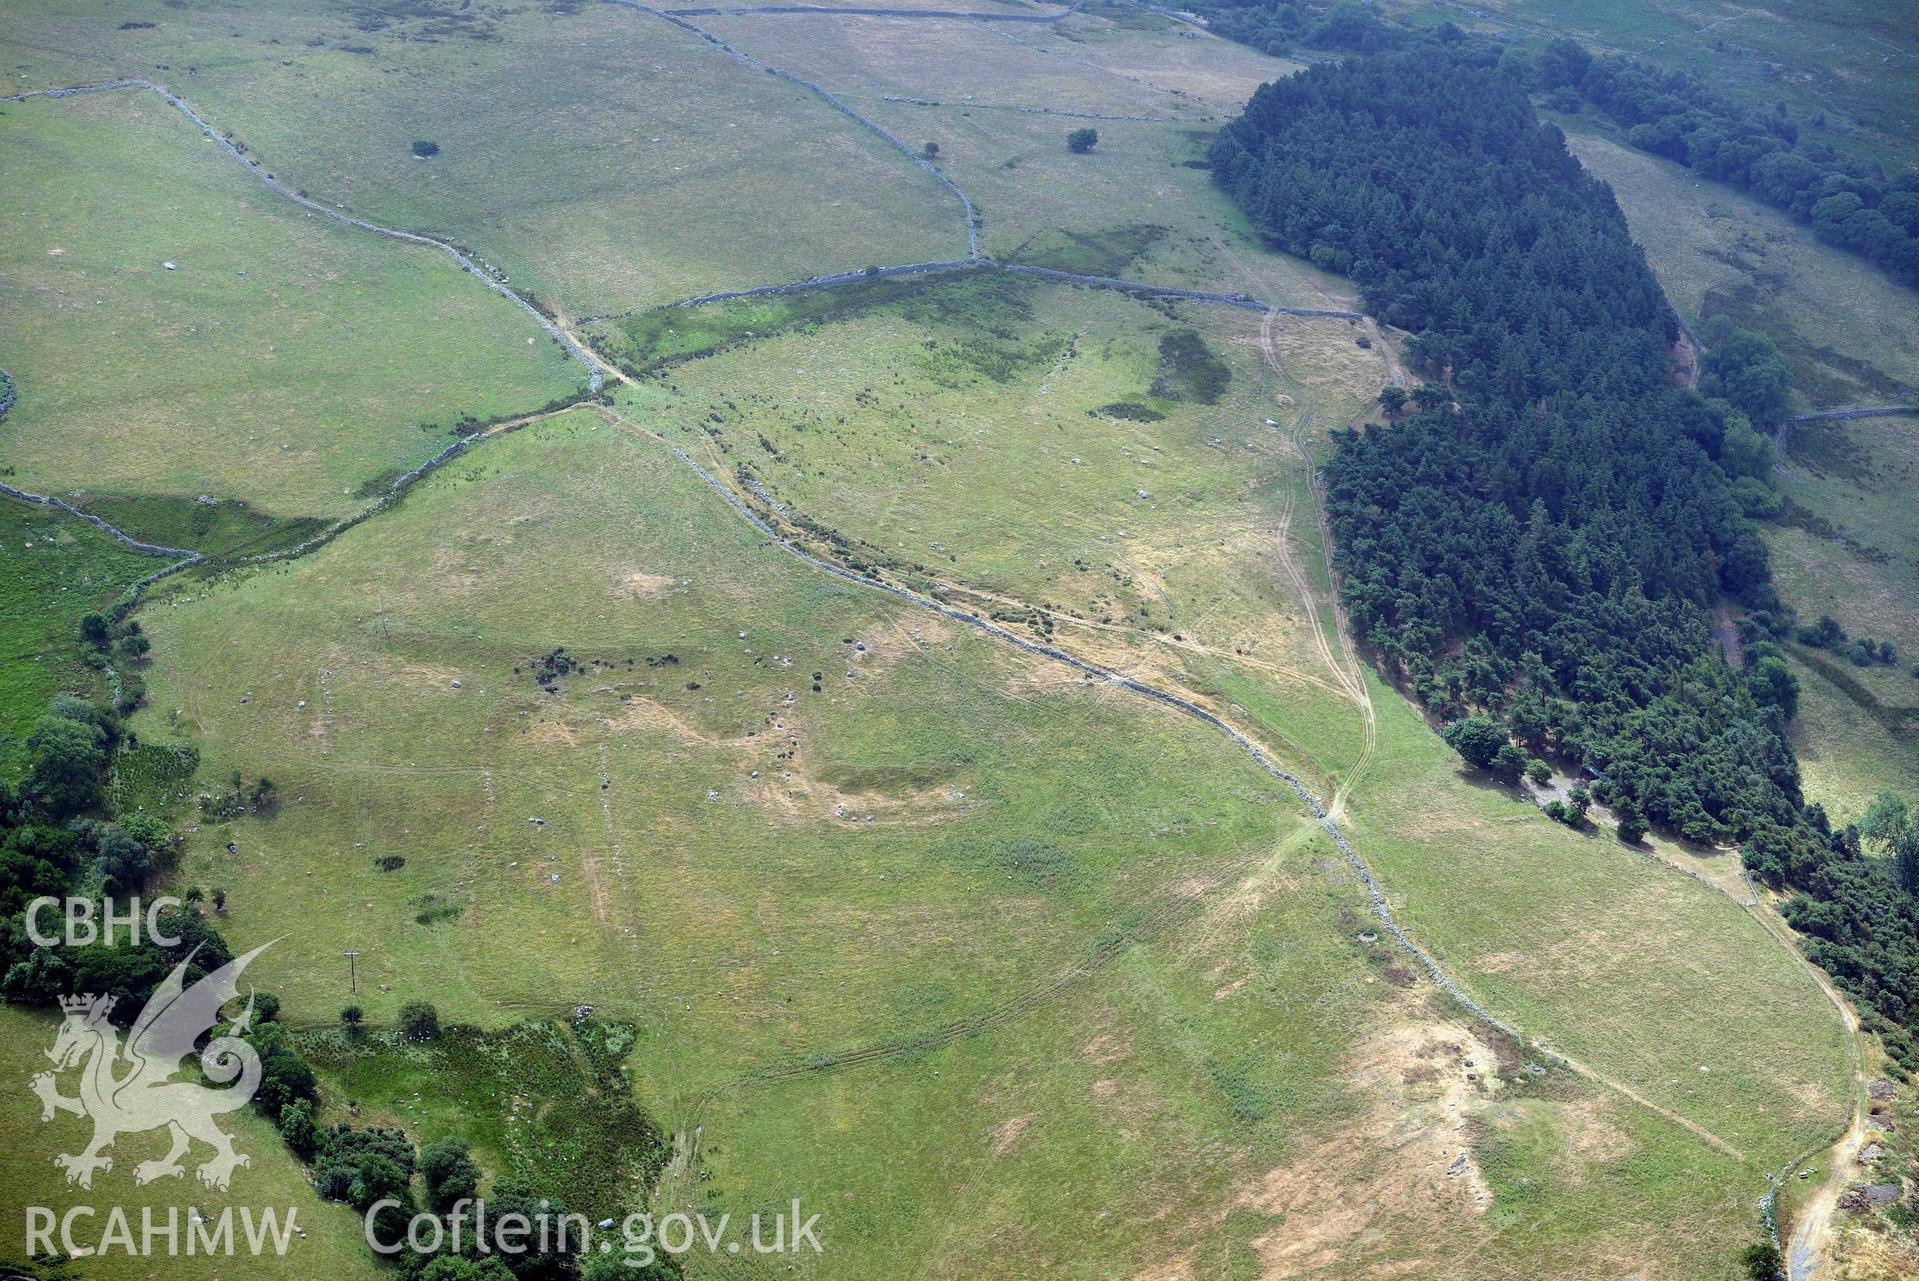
604;273;1853;1270
126;408;1442;1275
118;317;1853;1275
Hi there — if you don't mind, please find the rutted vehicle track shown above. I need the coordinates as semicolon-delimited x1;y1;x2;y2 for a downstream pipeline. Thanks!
619;408;1762;1167
581;382;1757;1167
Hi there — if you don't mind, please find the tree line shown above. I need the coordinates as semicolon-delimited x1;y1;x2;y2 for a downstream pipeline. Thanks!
1533;38;1919;288
1210;48;1919;1074
0;695;328;1126
1183;2;1919;294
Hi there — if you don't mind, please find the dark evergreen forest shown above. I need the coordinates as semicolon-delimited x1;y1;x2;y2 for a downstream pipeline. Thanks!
1187;0;1919;291
1212;49;1919;1067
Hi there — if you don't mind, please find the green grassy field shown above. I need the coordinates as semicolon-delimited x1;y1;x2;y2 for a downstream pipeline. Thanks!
119;410;1416;1273
696;7;1355;305
627;270;1849;1169
0;1003;382;1280
0;0;1341;316
701;6;1287;120
1765;413;1919;821
132;408;1305;1043
1564;131;1919;409
0;0;963;319
112;294;1851;1275
682;888;1778;1280
615;275;1383;778
0;88;581;529
1348;666;1850;1163
0;497;174;769
698;11;1219;119
1787;651;1919;830
0;2;1886;1274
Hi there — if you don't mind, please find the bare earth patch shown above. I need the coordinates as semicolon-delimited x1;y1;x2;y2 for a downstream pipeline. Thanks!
987;1113;1036;1158
618;569;677;599
1082;1027;1135;1066
1236;1000;1496;1278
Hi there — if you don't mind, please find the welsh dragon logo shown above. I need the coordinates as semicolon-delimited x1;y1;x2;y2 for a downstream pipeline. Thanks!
30;942;273;1191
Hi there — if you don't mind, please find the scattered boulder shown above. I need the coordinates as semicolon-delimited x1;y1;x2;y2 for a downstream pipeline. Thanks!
1869;1079;1895;1100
